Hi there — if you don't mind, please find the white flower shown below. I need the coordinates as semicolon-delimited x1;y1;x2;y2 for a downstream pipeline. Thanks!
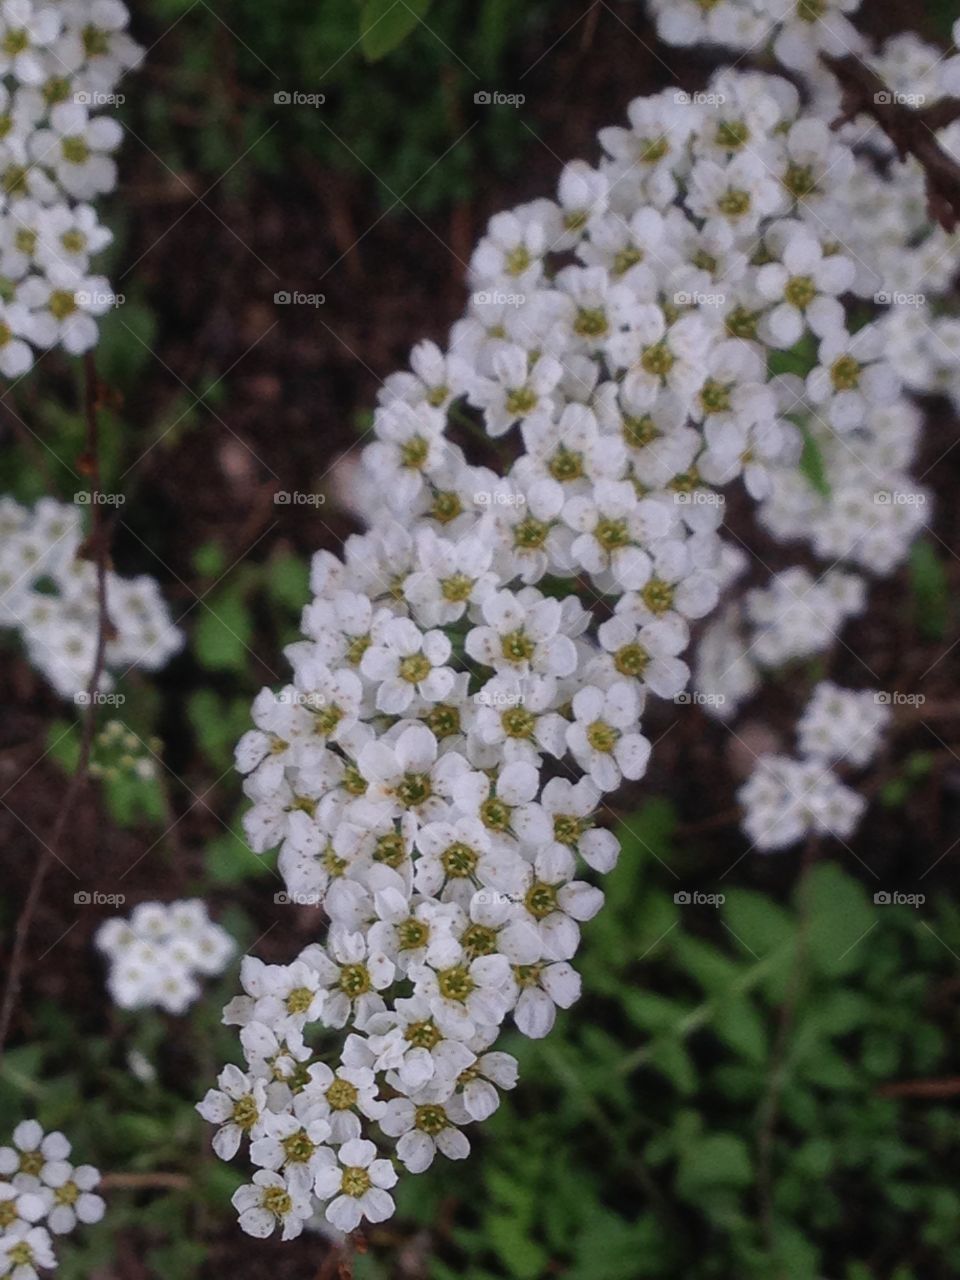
566;681;650;791
231;1170;313;1241
0;1222;56;1279
379;1091;471;1172
465;587;578;678
0;1120;70;1190
467;344;563;437
197;1064;270;1160
361;616;454;714
312;1138;397;1232
41;1161;105;1234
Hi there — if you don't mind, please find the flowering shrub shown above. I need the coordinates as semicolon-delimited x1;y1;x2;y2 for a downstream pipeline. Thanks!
0;1121;103;1275
95;900;235;1014
0;496;182;698
0;0;140;370
200;0;959;1231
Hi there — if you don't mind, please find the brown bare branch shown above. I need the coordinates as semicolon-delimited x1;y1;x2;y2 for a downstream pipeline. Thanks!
821;51;960;232
0;354;114;1058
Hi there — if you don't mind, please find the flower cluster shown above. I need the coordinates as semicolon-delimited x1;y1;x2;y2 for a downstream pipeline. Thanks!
0;496;183;698
95;900;235;1014
739;682;889;851
200;53;951;1236
0;0;140;373
0;1120;103;1277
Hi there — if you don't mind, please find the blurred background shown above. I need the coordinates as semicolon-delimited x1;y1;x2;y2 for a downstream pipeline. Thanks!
3;0;960;1276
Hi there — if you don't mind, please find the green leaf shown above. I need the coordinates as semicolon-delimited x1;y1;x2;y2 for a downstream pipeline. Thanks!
676;1133;752;1194
487;1212;549;1279
798;863;874;977
713;996;768;1065
722;888;795;957
910;539;948;641
798;422;830;498
192;589;253;672
265;552;309;612
206;829;269;884
360;0;432;60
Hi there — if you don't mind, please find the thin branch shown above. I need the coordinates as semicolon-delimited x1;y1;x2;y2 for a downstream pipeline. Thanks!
99;1172;192;1192
877;1077;960;1100
0;354;113;1058
821;52;960;231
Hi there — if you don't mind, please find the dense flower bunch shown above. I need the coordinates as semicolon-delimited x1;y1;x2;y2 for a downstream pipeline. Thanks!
95;900;235;1014
196;53;952;1236
0;496;183;697
0;1120;103;1276
739;681;890;850
0;0;140;373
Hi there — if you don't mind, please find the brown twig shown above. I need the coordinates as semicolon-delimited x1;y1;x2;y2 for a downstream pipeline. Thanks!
99;1172;192;1191
876;1077;960;1100
821;52;960;231
0;354;113;1059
